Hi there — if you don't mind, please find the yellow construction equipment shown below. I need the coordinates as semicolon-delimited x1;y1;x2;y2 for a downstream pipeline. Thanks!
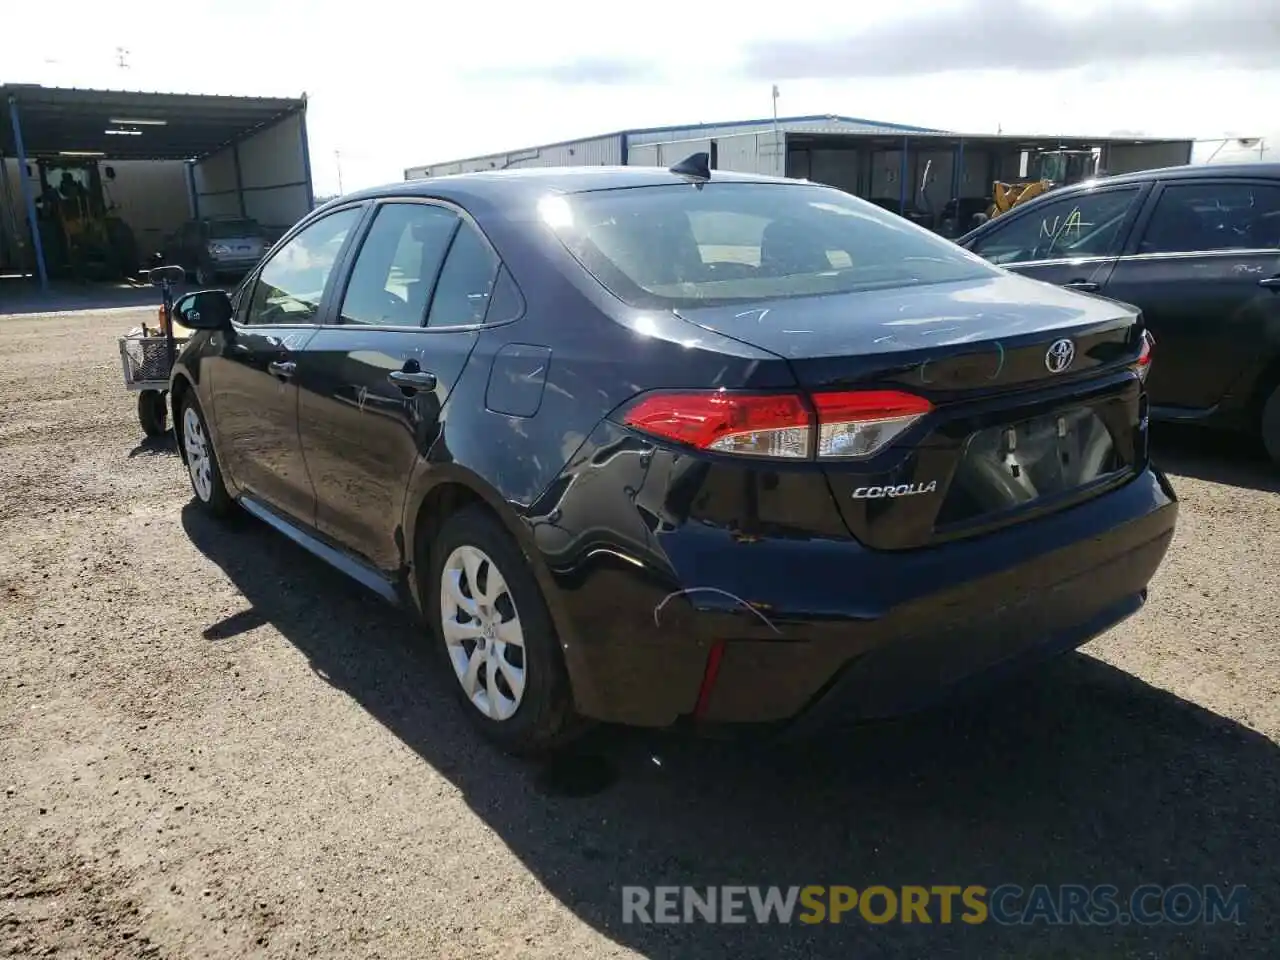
989;179;1054;217
983;149;1099;221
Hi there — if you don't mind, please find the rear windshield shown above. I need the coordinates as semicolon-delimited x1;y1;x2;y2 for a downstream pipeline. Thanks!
543;181;997;309
207;219;263;238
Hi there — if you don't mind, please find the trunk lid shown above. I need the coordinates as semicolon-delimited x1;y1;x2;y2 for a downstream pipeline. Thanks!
673;273;1139;396
674;274;1149;550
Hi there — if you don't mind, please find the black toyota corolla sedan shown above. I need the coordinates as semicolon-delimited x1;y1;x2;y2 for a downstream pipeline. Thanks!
167;158;1177;754
958;162;1280;462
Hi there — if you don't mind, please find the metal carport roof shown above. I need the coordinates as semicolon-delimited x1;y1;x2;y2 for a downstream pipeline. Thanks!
1;84;306;160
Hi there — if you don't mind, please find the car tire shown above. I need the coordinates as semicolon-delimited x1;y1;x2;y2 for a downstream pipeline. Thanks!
137;390;167;437
1262;385;1280;465
195;263;216;287
427;505;581;755
179;394;235;518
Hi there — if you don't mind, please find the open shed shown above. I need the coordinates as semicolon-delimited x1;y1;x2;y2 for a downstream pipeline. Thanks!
1;83;313;289
407;115;1195;239
782;130;1196;234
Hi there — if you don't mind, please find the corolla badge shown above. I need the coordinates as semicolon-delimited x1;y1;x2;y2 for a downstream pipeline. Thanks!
852;481;938;500
1045;338;1076;374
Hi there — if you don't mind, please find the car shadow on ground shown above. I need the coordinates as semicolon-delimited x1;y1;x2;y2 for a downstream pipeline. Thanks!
0;278;162;316
1151;423;1278;494
182;504;1278;957
127;433;177;458
0;277;235;318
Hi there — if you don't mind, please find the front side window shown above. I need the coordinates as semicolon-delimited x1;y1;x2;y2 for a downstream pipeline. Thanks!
1138;183;1280;254
244;207;361;325
340;203;459;326
969;188;1143;265
543;181;996;310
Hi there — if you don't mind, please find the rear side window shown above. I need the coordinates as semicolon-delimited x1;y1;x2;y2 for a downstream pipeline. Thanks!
543;182;995;309
340;203;458;326
208;218;263;239
485;266;524;324
968;188;1142;265
1138;182;1280;254
426;222;500;327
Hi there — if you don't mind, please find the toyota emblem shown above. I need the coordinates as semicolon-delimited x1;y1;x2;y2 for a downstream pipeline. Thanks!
1045;338;1075;374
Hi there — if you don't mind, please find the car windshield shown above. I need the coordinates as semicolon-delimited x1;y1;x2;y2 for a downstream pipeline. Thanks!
543;181;997;309
208;219;262;239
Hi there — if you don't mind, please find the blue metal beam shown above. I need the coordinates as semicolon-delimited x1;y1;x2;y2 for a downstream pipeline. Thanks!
232;141;247;217
298;99;315;208
185;161;200;220
899;136;909;215
7;95;48;291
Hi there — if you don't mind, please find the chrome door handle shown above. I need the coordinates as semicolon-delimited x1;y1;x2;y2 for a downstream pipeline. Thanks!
267;360;296;379
388;370;437;391
1064;280;1100;292
1258;277;1280;291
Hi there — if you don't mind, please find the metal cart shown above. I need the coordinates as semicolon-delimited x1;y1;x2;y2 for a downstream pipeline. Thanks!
118;264;189;437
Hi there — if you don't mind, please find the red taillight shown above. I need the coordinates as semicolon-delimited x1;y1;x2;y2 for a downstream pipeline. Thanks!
621;388;933;460
622;391;811;458
1136;329;1154;381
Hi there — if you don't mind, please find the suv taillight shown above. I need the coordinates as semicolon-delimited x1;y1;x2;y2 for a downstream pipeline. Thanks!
1136;329;1154;381
620;389;933;460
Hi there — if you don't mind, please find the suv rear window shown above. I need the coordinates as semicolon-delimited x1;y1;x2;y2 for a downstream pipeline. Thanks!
208;219;263;238
543;182;996;309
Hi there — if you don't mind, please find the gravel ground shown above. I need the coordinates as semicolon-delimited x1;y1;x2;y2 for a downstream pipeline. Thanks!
1;306;1278;959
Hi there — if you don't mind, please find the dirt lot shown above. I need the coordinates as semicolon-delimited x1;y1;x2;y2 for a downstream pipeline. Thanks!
2;306;1278;959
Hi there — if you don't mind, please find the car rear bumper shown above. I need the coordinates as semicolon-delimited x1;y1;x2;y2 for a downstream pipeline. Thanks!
207;257;260;274
538;463;1178;728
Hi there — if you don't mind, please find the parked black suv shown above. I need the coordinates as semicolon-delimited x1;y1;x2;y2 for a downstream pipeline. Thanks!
168;164;1176;754
960;162;1280;462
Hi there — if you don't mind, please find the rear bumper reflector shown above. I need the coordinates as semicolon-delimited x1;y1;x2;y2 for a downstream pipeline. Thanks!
693;640;727;719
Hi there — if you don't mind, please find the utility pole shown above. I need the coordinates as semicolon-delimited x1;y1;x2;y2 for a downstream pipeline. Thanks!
335;150;344;194
116;47;130;71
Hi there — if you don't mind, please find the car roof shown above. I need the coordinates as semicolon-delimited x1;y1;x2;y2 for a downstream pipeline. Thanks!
1063;161;1280;192
335;165;796;207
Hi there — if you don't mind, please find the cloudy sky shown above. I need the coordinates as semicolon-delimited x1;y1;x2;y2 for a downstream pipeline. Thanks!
4;0;1277;193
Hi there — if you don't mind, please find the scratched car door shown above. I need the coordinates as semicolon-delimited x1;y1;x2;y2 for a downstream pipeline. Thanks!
210;206;363;523
964;184;1149;294
296;200;495;572
1100;178;1280;414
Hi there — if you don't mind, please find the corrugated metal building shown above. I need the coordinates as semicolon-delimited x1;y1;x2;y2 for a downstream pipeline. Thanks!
405;113;1195;237
404;114;942;179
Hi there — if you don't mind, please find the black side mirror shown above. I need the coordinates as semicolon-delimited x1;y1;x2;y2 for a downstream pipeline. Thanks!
174;289;233;330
